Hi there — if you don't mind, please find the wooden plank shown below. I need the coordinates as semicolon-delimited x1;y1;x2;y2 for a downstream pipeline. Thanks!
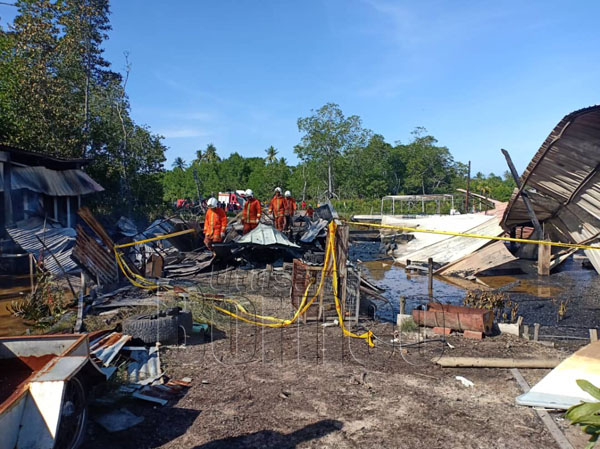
510;368;574;449
436;240;517;276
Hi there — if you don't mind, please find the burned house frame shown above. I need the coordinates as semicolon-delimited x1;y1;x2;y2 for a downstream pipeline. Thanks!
0;145;104;272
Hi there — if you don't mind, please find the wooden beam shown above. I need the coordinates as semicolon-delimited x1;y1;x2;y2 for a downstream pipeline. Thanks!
538;241;551;276
501;149;544;238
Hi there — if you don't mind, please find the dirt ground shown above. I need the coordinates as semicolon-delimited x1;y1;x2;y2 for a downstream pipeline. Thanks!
83;319;590;449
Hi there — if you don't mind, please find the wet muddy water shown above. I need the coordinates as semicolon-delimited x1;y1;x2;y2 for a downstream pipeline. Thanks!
356;243;600;337
0;275;31;337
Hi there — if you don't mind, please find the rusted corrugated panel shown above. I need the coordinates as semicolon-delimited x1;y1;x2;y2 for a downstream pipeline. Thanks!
72;225;118;286
6;223;78;275
502;105;600;271
0;166;104;196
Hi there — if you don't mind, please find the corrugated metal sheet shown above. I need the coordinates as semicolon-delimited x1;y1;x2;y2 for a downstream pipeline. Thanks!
0;166;104;196
6;219;78;274
237;223;300;248
502;105;600;272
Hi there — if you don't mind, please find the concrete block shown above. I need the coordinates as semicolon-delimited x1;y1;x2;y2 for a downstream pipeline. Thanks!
396;314;413;327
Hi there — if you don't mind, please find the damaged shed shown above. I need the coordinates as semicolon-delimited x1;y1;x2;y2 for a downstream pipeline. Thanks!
0;145;104;273
502;106;600;273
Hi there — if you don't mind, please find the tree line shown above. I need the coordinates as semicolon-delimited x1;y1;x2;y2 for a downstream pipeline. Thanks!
0;1;515;223
163;103;516;209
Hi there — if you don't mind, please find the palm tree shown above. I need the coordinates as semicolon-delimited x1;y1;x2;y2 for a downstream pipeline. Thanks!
195;148;203;162
204;143;220;162
172;157;187;170
265;145;278;164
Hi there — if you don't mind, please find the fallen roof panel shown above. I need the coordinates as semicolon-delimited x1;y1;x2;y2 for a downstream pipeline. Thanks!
502;105;600;272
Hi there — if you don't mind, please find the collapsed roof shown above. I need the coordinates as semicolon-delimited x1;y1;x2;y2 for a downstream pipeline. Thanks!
501;105;600;271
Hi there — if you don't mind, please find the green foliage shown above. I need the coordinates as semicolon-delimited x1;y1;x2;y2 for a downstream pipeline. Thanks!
566;380;600;448
0;0;166;222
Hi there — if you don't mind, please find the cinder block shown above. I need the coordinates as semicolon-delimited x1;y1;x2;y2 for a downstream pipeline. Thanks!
433;327;452;335
464;330;483;340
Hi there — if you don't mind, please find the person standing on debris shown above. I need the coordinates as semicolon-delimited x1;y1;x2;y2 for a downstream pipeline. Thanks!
301;200;306;210
242;189;261;234
283;190;296;232
204;197;227;251
269;187;286;231
306;204;314;219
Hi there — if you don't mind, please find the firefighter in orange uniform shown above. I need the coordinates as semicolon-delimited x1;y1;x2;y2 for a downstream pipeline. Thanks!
242;189;261;234
268;187;286;231
204;197;227;251
283;190;296;232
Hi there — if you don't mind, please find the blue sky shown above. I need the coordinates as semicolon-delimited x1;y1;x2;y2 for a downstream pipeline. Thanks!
1;0;599;175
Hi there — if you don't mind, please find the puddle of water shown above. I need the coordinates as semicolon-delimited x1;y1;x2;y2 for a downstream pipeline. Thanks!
0;275;33;337
361;261;466;322
478;275;562;298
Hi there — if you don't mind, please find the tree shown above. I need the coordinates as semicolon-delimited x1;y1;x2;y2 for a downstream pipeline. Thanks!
172;157;187;170
296;103;371;198
265;145;278;163
203;143;220;162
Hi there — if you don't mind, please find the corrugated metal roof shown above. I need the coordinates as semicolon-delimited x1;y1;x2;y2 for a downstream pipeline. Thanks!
237;223;300;248
501;105;600;272
6;219;78;274
0;166;104;196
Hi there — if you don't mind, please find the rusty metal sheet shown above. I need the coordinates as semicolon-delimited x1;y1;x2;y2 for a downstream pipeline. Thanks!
412;303;494;334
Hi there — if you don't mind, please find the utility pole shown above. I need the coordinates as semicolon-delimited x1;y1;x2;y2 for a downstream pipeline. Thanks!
464;160;471;213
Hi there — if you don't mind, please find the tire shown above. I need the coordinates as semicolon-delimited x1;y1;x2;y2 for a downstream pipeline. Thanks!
54;376;87;449
122;313;179;345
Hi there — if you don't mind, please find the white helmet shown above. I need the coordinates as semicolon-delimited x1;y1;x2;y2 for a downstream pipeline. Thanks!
245;189;253;197
207;197;218;208
284;190;291;197
274;187;282;193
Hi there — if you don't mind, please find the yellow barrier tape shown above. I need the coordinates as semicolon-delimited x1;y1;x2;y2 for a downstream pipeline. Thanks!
328;222;374;347
114;228;196;249
349;220;600;251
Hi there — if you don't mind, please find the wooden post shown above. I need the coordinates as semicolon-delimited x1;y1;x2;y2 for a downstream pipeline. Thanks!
2;154;13;228
590;329;598;342
523;324;530;340
29;253;34;292
533;323;540;341
335;224;350;321
428;257;433;298
538;242;551;276
399;297;406;315
465;160;471;213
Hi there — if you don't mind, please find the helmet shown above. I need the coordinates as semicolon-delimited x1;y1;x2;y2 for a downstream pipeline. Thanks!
274;187;282;193
245;189;253;197
207;197;218;208
284;190;291;197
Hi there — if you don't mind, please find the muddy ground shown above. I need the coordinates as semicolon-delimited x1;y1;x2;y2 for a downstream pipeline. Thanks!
84;319;589;449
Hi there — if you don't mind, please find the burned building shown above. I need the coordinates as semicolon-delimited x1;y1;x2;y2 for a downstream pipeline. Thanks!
0;145;104;273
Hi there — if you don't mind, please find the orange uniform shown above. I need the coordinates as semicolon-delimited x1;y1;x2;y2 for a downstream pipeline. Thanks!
306;206;314;218
269;194;286;231
242;197;261;234
283;197;296;231
203;207;227;250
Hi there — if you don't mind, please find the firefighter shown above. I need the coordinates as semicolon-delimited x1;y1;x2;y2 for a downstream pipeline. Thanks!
203;197;227;251
268;187;286;231
283;190;296;232
242;189;261;234
306;204;314;219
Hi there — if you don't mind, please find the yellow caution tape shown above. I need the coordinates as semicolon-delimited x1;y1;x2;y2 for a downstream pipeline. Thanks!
113;222;374;346
349;220;600;251
114;228;196;249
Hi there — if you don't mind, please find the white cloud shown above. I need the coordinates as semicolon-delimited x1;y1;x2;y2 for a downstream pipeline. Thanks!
158;128;210;138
